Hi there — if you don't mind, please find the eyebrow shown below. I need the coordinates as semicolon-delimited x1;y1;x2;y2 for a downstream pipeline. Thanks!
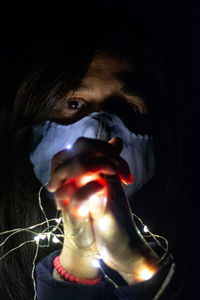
75;84;93;92
75;84;137;97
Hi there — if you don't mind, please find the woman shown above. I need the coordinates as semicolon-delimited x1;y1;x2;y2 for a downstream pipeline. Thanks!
0;26;180;299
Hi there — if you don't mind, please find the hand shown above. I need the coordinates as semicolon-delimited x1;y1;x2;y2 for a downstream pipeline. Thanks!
48;137;159;284
48;137;132;280
91;177;159;284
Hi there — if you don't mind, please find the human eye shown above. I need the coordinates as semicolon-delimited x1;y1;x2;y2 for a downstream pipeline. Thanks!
125;95;147;114
48;96;90;122
64;98;86;111
127;102;141;115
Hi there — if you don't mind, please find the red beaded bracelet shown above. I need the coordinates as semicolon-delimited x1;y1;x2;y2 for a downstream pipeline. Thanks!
53;256;102;285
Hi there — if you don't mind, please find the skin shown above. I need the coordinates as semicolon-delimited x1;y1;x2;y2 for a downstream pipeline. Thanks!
47;53;159;284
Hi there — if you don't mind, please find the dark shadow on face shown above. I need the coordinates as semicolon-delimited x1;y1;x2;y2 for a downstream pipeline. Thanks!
102;97;155;136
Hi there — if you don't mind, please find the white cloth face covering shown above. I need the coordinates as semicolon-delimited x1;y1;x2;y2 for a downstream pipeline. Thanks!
30;111;156;200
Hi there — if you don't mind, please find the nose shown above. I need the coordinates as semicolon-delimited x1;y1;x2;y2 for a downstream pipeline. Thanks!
92;111;112;141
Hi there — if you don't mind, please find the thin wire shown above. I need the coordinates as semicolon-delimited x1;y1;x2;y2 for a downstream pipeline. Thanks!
132;213;169;251
38;182;50;229
0;185;64;300
0;229;30;247
0;240;35;261
42;224;64;236
132;213;170;265
32;242;39;300
0;176;175;299
153;263;176;300
99;265;119;289
0;218;62;236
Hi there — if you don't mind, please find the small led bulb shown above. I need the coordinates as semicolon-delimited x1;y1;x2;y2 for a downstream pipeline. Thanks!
34;233;46;242
138;268;154;281
39;234;46;240
55;217;62;224
91;259;100;268
66;144;72;150
143;226;149;233
52;236;59;243
34;236;40;242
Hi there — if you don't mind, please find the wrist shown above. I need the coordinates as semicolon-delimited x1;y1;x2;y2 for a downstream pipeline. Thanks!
58;243;98;279
53;255;101;284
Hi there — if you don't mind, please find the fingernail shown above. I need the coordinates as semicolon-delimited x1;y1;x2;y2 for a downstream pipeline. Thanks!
47;186;55;192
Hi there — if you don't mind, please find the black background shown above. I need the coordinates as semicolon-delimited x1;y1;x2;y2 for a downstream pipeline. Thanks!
0;1;197;298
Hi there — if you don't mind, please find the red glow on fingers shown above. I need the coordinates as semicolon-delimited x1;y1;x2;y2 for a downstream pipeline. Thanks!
60;198;70;207
129;173;134;184
65;178;78;187
119;173;134;185
79;174;99;186
70;204;89;218
95;177;106;187
79;174;107;188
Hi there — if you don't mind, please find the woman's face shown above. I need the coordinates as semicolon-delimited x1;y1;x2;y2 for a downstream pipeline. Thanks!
49;54;147;127
30;54;155;198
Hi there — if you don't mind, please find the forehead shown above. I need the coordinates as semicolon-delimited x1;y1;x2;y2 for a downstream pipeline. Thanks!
86;53;132;79
72;53;139;99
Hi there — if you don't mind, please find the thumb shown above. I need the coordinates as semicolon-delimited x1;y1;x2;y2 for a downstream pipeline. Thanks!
108;137;123;154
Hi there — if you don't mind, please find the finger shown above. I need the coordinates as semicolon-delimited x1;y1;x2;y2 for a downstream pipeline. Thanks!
50;149;71;178
73;137;123;166
68;181;106;221
70;180;104;203
47;155;116;192
75;137;132;184
54;180;78;209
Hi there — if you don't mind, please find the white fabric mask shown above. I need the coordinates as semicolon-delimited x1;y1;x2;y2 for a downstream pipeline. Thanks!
30;111;156;200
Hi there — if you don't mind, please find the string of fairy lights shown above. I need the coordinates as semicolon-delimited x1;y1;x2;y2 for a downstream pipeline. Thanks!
0;181;175;300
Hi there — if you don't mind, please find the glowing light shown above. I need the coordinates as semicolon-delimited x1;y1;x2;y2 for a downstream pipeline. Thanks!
52;236;60;243
34;234;46;242
66;144;72;150
91;259;100;268
95;254;102;260
89;194;101;215
0;180;170;300
89;193;100;205
138;267;154;281
34;236;40;242
77;205;89;217
89;191;107;217
99;247;109;261
55;218;62;224
79;174;98;185
97;215;112;231
39;234;46;240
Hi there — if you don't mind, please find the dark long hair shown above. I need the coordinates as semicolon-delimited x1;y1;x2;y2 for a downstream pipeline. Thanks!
0;25;179;299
